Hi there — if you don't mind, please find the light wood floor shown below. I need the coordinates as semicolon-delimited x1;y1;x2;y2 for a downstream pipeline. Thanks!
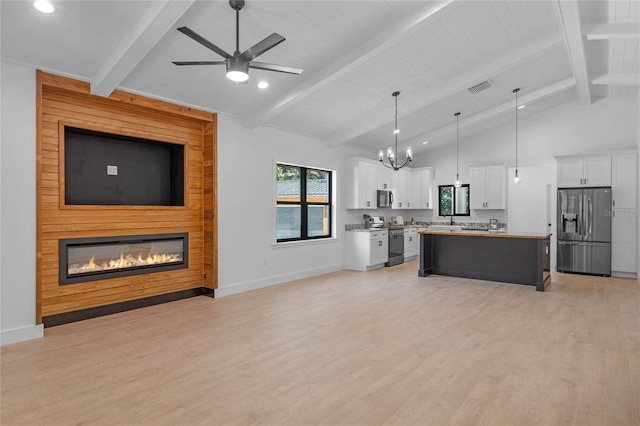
2;260;639;425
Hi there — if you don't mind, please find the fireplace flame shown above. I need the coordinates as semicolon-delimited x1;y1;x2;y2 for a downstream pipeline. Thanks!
68;251;182;275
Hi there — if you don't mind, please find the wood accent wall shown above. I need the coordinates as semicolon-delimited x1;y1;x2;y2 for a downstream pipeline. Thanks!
36;71;217;322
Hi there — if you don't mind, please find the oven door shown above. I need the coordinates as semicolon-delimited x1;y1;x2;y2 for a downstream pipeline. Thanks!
388;229;404;256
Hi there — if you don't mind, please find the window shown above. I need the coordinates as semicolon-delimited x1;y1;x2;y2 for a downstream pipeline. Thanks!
438;184;470;217
276;163;332;242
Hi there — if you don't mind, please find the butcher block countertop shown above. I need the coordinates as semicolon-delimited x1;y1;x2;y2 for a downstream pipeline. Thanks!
419;230;552;240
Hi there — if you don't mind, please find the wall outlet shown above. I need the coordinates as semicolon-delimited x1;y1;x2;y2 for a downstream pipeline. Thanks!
107;165;118;176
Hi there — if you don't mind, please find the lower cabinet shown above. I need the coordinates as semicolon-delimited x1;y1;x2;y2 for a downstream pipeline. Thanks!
346;230;389;271
404;228;418;260
612;213;637;274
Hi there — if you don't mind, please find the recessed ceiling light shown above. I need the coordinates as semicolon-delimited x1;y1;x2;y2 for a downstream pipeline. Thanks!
34;0;54;13
257;81;269;89
518;104;526;109
422;141;429;145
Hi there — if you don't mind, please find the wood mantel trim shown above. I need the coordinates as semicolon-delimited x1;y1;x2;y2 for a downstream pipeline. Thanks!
35;70;44;324
38;71;215;122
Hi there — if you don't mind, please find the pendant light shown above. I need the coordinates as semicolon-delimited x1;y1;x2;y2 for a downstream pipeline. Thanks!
379;91;412;171
513;88;521;184
454;112;461;188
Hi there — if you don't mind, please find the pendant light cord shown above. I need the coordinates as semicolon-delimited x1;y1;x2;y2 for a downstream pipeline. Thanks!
394;92;398;165
455;112;460;180
514;88;519;173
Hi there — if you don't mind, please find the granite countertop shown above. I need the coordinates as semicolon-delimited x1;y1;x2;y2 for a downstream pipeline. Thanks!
349;225;427;232
419;230;552;240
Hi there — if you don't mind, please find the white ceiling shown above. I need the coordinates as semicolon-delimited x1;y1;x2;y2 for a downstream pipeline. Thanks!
2;0;638;156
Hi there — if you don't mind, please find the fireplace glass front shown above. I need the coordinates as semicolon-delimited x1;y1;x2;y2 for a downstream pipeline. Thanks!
59;233;188;285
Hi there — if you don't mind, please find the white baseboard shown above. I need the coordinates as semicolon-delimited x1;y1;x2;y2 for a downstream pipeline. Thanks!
1;324;44;346
215;263;345;297
612;271;638;279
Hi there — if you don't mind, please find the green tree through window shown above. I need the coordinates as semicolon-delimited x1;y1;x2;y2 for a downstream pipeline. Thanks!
438;184;470;217
276;163;332;242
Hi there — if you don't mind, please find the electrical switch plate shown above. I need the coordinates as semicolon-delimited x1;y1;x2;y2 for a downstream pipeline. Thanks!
107;165;118;176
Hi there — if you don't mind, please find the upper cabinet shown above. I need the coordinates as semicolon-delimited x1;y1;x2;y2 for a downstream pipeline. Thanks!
611;152;637;209
557;154;612;187
470;165;506;210
344;158;380;209
344;157;436;210
391;169;410;209
409;168;434;209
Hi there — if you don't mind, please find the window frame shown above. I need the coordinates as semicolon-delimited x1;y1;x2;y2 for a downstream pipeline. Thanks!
438;184;471;217
276;163;333;243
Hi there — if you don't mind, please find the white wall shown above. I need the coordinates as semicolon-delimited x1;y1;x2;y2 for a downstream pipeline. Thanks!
0;60;43;345
215;115;363;296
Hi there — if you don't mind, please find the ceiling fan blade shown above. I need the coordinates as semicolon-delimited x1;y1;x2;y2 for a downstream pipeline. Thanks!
240;33;285;62
249;62;304;75
177;26;231;59
172;61;226;66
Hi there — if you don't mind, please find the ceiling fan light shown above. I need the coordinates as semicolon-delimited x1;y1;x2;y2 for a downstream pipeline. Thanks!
226;70;249;82
34;0;54;13
226;57;249;82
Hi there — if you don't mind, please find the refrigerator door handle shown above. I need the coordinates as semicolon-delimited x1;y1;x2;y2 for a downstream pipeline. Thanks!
587;197;593;239
578;193;584;237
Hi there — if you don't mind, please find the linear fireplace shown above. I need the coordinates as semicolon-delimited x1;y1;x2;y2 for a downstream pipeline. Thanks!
59;233;188;285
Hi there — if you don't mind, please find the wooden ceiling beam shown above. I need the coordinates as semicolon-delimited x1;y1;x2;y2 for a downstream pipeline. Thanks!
586;22;640;40
240;0;462;130
398;78;577;153
327;35;563;147
91;1;196;97
555;0;591;105
592;73;640;86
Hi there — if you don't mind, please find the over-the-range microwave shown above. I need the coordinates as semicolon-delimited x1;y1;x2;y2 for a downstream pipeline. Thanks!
377;190;393;208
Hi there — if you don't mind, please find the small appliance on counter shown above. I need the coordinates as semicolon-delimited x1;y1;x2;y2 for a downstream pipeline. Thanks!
369;216;384;229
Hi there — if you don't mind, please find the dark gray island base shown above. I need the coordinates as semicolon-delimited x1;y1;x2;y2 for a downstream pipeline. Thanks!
419;231;552;291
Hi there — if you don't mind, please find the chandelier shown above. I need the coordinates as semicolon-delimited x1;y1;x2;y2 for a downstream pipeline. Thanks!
379;91;412;171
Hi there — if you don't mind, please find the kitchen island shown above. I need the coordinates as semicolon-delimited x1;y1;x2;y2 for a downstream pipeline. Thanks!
419;230;552;291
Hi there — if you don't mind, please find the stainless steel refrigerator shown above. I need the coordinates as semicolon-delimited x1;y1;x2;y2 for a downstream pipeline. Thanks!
557;187;612;276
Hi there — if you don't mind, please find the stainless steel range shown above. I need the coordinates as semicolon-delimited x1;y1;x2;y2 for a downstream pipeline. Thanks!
386;227;404;267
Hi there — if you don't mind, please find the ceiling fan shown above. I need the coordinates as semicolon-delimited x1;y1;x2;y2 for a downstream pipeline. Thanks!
172;0;303;83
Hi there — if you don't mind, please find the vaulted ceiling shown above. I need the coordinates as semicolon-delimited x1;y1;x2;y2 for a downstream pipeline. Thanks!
2;0;638;157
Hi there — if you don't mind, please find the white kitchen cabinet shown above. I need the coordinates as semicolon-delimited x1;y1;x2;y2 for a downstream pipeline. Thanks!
403;228;418;260
344;158;381;209
612;214;637;274
470;165;506;210
379;167;392;192
391;169;410;209
611;151;637;274
346;230;389;271
557;154;612;187
612;152;637;209
409;168;435;209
